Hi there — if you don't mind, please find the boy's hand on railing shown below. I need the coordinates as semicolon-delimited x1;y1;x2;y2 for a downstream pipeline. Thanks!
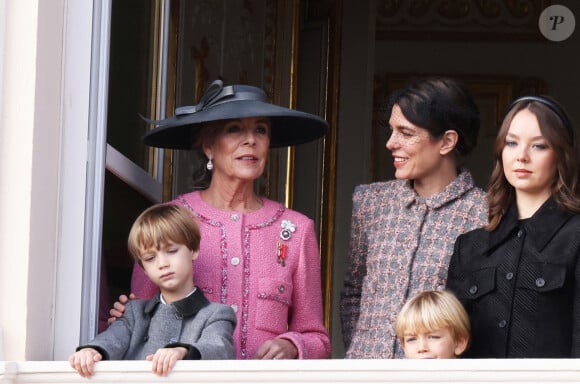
147;347;188;376
69;347;102;377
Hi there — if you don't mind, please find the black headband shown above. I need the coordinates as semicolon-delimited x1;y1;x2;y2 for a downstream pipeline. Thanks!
506;95;574;144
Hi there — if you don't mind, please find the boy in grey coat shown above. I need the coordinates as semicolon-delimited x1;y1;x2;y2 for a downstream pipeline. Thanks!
69;204;236;377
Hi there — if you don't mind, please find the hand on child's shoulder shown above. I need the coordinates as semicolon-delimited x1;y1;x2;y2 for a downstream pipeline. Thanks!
107;292;137;325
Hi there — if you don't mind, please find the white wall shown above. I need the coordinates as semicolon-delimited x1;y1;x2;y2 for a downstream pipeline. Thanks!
52;0;94;360
26;0;65;360
0;0;41;360
0;0;93;360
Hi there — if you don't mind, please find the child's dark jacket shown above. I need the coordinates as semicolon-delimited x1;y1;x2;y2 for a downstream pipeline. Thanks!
79;288;236;360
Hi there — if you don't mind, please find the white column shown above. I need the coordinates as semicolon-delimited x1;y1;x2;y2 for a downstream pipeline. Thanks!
0;0;40;360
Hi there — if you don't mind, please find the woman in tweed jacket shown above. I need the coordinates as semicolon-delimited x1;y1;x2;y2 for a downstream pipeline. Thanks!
340;78;487;358
111;80;331;360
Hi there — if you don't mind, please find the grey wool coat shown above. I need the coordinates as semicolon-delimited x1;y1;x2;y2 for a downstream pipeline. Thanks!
79;288;236;360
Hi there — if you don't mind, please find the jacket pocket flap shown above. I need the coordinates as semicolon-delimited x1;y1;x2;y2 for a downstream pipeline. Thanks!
454;267;496;300
257;278;293;304
516;263;566;292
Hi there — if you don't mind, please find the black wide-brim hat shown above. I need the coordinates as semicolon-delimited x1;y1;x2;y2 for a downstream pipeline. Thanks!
142;80;329;149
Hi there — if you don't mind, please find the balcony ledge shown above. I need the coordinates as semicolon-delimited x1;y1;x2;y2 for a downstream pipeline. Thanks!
2;358;580;383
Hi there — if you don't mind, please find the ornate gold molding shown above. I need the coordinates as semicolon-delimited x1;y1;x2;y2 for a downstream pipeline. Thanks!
376;0;551;41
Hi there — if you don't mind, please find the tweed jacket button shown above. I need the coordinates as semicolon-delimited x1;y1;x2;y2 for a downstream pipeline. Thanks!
535;277;546;287
231;257;240;266
517;229;524;238
498;320;507;328
469;285;478;295
278;285;285;293
506;272;514;280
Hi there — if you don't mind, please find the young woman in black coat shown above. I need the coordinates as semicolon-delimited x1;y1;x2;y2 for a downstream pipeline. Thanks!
446;95;580;358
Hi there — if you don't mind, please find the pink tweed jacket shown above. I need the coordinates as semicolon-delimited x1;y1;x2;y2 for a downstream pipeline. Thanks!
340;170;487;358
131;191;330;359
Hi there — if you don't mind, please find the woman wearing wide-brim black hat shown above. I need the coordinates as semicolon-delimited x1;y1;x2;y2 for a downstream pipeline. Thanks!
112;80;331;360
142;79;328;149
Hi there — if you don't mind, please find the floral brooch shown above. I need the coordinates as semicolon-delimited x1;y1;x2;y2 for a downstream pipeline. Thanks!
276;220;296;267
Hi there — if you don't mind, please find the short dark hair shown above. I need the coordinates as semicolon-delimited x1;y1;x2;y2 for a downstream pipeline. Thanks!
387;77;480;157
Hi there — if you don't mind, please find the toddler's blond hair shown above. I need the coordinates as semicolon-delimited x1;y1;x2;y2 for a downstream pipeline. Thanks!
395;290;470;347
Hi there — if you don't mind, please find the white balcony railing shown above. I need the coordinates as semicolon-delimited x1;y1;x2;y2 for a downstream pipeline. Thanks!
1;359;580;383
